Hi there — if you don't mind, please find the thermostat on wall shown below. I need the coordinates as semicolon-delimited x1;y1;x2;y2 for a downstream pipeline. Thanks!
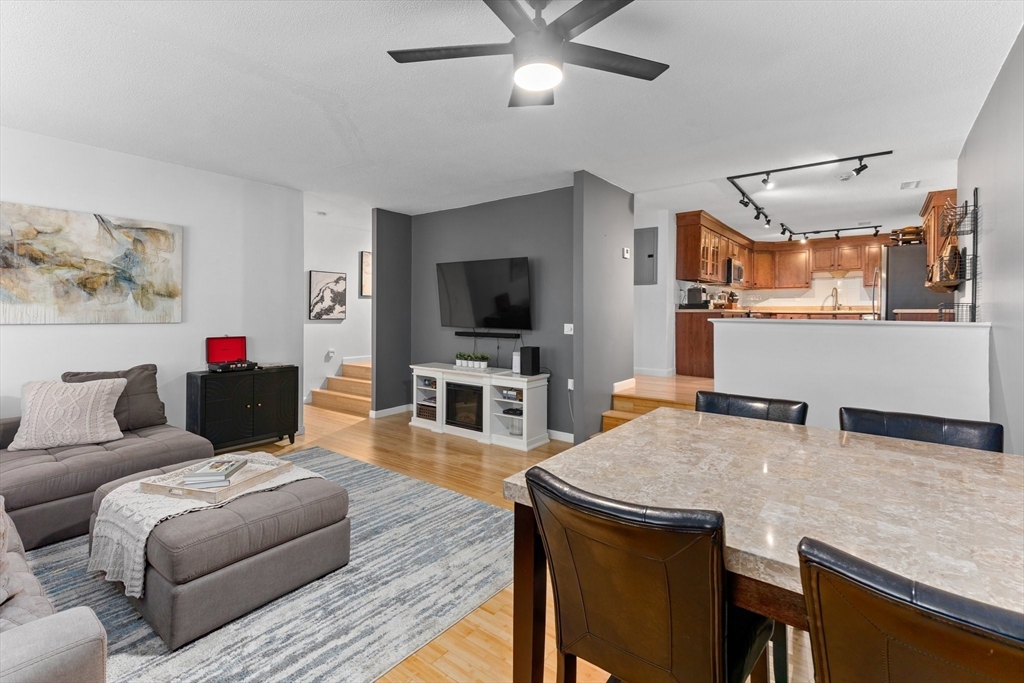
622;247;630;259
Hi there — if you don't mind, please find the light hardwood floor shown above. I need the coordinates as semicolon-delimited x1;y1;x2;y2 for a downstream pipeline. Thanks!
261;404;811;683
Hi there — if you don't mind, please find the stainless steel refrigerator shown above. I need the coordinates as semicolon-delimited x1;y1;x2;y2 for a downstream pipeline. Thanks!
873;244;953;320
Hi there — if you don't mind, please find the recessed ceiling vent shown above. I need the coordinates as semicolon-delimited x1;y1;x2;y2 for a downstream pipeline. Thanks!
900;180;921;190
857;221;873;226
835;172;854;182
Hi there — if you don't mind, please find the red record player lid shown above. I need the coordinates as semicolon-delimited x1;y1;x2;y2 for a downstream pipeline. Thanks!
206;336;247;363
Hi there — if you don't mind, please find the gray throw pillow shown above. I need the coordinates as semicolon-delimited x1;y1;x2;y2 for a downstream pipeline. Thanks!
62;363;167;431
8;378;126;451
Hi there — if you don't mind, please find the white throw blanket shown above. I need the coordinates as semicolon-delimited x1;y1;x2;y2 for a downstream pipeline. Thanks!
88;452;323;598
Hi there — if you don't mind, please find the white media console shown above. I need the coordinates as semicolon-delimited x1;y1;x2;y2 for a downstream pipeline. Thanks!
409;362;550;451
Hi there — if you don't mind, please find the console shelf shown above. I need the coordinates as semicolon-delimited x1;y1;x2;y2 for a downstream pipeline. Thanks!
409;362;550;451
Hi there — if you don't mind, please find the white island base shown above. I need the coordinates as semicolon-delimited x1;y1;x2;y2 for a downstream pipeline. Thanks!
409;362;550;451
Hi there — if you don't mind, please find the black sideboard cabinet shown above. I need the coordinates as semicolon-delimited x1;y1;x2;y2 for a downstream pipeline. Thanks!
186;365;298;450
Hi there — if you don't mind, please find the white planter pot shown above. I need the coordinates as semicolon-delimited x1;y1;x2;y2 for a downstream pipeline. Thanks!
478;361;486;369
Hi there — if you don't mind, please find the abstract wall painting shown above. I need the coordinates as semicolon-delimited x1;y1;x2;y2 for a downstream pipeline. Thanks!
359;250;372;298
309;270;346;320
0;201;183;324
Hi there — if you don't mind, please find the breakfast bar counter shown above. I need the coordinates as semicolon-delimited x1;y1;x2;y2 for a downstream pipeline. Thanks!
503;407;1024;682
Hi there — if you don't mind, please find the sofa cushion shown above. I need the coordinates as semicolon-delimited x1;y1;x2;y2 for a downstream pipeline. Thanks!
0;551;54;632
145;478;348;585
0;425;214;512
9;379;126;451
63;364;168;431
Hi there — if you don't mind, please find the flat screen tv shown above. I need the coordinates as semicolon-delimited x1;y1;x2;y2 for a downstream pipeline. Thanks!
437;257;532;330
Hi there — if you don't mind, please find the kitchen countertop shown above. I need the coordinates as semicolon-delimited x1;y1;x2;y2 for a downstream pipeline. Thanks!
676;306;874;315
503;407;1023;610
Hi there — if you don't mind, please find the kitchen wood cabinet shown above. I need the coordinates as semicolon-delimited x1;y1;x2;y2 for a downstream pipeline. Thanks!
776;313;810;319
863;244;882;287
774;249;811;288
812;246;836;272
751;251;774;289
920;189;957;291
837;245;863;270
675;312;721;378
676;211;754;286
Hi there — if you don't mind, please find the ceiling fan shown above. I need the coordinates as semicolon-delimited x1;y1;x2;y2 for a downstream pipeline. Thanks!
388;0;669;107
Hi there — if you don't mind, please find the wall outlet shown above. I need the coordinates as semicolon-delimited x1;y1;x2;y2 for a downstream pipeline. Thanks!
564;323;574;335
567;378;574;391
622;247;631;259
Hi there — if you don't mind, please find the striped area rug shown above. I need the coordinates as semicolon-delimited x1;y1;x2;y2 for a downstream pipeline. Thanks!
26;447;515;682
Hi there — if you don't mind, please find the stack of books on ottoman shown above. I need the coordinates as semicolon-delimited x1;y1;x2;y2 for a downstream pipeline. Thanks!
182;458;248;489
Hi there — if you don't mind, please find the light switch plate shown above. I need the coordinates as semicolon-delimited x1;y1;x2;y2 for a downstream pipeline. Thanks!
564;323;574;335
622;247;631;259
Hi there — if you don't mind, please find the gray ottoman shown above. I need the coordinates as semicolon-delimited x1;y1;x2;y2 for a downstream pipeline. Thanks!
90;461;350;650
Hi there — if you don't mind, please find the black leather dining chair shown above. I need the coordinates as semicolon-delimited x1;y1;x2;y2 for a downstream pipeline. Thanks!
838;407;1004;452
799;537;1024;682
696;391;809;426
525;467;773;683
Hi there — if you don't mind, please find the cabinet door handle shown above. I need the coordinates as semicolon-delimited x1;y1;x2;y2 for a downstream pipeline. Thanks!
247;404;251;409
257;403;262;407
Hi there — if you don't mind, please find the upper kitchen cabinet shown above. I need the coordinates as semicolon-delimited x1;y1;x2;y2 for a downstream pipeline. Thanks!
775;249;811;288
750;251;775;289
863;243;882;286
811;244;865;272
920;189;957;291
676;211;754;286
812;245;837;272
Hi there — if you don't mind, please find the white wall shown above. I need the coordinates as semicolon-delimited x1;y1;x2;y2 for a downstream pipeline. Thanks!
0;128;305;430
713;319;991;430
302;196;372;402
633;206;676;376
957;29;1023;455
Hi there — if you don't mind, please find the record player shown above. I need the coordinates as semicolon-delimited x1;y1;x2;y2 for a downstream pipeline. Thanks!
206;336;258;372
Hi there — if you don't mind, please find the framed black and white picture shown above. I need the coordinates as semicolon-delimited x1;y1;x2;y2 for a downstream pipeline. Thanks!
359;251;372;298
309;270;347;320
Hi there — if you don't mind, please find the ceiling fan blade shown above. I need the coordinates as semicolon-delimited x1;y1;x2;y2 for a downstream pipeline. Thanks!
549;0;634;40
483;0;536;36
562;42;668;80
388;43;512;63
508;85;554;107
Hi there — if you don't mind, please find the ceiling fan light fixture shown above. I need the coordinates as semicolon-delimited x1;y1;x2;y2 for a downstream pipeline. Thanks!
514;61;563;91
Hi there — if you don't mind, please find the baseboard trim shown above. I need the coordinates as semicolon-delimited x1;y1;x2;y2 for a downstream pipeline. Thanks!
633;367;675;378
342;355;372;364
370;404;412;419
548;429;573;443
612;378;636;393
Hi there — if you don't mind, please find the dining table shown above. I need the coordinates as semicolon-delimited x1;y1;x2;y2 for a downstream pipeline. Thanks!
503;407;1024;683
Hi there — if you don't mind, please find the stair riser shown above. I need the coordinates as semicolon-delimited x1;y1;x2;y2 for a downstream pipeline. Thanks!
611;396;695;414
601;416;631;432
311;390;370;416
326;376;371;397
342;364;372;381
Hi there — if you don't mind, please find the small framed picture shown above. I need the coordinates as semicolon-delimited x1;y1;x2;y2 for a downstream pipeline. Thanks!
359;251;372;298
309;270;347;320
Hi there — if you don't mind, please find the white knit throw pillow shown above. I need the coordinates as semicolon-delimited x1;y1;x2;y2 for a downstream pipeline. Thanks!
8;379;127;451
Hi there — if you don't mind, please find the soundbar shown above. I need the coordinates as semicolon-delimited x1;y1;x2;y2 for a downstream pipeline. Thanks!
453;331;521;340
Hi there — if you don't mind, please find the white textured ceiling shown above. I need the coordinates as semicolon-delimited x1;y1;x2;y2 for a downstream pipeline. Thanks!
1;1;1021;236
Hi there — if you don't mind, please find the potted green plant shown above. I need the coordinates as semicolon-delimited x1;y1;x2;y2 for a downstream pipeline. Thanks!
479;353;490;369
455;352;468;367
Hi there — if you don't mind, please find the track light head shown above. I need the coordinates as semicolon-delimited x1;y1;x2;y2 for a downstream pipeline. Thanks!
852;158;868;176
788;234;793;241
764;218;771;229
800;235;807;243
762;173;774;189
835;231;841;240
873;227;880;237
739;196;750;208
780;228;785;236
754;209;762;221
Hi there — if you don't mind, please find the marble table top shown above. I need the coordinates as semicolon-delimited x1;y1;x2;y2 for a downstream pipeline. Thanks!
503;408;1024;612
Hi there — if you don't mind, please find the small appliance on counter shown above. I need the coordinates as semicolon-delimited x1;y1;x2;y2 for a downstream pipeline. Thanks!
727;258;744;286
206;336;259;372
682;284;710;308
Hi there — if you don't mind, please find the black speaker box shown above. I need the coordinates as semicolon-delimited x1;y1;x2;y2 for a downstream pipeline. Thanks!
520;346;541;376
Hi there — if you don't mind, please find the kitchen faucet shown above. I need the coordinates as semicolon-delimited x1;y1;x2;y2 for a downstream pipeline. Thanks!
825;286;840;311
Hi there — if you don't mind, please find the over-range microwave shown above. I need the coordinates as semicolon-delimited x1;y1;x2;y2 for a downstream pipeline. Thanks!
727;258;744;286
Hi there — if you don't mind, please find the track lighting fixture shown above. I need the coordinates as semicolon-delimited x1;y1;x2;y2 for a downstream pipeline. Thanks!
788;234;793;241
873;227;880;237
835;231;841;240
764;217;771;229
754;209;762;221
780;228;786;236
739;197;750;208
800;235;807;243
852;158;868;176
762;173;774;189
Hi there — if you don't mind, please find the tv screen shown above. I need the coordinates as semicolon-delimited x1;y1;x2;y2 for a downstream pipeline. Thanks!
437;257;532;330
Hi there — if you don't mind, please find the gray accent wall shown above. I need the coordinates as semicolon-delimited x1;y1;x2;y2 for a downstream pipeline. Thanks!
958;29;1023;454
410;188;575;434
371;209;413;413
573;171;635;443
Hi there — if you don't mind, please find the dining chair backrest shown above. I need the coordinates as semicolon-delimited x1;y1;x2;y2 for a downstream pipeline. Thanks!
838;407;1004;452
799;537;1024;682
525;466;731;683
695;390;808;425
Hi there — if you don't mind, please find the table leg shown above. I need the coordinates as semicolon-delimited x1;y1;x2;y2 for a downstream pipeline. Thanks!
513;503;547;683
772;623;789;683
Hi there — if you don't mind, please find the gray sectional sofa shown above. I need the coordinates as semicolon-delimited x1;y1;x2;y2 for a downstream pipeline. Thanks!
0;509;107;683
